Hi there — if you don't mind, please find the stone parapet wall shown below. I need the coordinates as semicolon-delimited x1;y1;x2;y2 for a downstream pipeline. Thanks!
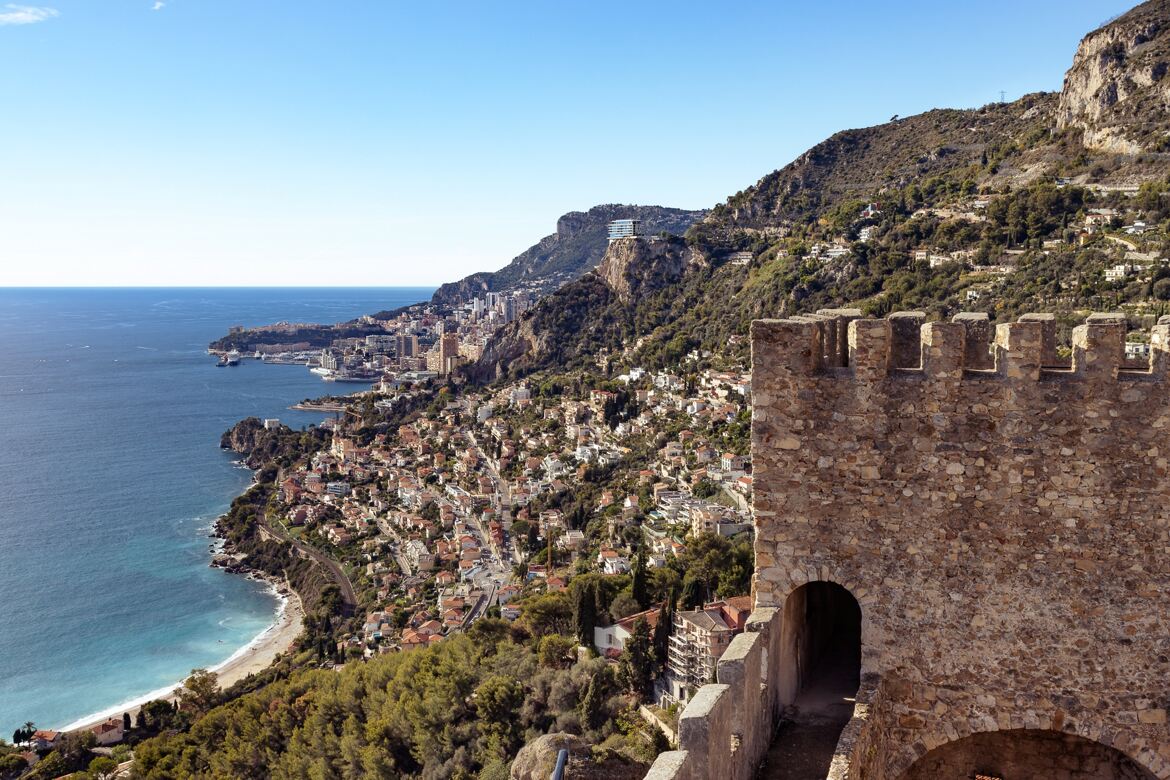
751;311;1170;778
643;608;784;780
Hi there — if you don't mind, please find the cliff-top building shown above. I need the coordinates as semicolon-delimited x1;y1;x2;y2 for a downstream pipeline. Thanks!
649;310;1170;780
608;218;641;241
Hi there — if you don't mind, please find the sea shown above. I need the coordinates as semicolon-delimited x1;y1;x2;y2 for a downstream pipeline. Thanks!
0;287;432;736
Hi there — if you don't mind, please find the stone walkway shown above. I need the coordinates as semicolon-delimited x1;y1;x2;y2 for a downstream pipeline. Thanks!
756;644;858;780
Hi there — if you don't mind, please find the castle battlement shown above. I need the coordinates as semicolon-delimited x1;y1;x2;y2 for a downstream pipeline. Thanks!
647;309;1170;780
753;311;1170;383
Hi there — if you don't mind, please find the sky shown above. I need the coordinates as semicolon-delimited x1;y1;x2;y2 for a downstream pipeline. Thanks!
0;0;1140;287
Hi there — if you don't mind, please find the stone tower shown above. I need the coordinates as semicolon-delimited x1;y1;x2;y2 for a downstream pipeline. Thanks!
648;310;1170;780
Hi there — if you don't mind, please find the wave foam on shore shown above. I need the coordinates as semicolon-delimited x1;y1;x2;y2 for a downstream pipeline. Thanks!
59;583;299;733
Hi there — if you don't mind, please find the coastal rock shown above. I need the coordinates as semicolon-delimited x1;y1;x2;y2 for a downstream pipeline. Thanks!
220;416;269;455
221;417;319;469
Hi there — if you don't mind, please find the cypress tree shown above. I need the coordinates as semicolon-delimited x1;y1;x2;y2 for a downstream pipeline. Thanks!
621;618;654;700
652;601;672;668
573;580;597;646
580;670;608;732
631;548;648;609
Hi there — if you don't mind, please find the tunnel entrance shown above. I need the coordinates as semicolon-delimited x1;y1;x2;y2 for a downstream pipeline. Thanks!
901;729;1158;780
759;581;861;780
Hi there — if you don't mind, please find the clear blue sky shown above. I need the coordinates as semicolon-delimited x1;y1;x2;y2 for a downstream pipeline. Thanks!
0;0;1137;286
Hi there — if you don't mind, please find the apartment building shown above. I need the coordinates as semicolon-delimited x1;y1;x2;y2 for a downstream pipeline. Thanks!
664;595;753;703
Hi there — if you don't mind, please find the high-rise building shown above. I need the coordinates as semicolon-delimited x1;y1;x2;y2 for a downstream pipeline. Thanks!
439;333;460;363
607;218;641;241
395;334;418;359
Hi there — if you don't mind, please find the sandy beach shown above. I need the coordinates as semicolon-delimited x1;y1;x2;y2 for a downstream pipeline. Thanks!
217;587;304;689
64;587;304;734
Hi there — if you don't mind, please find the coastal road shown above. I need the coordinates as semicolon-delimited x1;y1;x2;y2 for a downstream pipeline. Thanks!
261;518;357;616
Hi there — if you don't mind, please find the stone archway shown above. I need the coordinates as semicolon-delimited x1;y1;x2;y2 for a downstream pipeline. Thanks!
760;581;862;780
902;729;1158;780
776;580;861;708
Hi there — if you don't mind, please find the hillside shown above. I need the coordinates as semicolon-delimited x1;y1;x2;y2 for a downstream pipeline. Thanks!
429;204;705;306
472;2;1170;382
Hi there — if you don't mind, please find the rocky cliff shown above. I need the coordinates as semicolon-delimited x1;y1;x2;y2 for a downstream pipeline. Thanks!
1058;0;1170;152
221;417;323;469
468;235;697;381
430;204;704;306
597;236;695;304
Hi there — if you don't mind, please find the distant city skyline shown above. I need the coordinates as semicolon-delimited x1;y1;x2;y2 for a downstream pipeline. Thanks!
0;0;1137;286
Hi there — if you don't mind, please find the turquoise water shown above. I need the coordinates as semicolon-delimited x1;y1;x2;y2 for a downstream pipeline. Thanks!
0;288;430;734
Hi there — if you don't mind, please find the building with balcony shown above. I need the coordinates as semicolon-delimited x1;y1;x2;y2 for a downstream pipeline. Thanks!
663;595;752;703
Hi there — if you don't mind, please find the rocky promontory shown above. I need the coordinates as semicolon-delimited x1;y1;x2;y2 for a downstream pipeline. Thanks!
430;204;705;306
221;417;326;470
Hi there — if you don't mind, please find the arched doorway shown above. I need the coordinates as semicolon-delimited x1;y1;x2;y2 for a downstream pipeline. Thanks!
761;581;861;779
902;729;1157;780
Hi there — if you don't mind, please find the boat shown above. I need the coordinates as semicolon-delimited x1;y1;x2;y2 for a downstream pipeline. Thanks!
226;350;241;366
216;355;228;367
310;367;333;376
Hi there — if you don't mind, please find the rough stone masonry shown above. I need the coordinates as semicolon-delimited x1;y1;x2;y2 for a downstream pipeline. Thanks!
647;310;1170;780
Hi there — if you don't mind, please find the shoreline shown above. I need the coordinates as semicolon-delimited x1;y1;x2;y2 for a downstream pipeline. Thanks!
61;577;304;735
59;434;312;736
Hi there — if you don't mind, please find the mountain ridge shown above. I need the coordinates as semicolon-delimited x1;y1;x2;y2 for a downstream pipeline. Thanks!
429;204;705;306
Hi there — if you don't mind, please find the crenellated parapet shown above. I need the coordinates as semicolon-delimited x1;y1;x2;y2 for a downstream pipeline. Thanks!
749;308;1170;780
753;310;1168;383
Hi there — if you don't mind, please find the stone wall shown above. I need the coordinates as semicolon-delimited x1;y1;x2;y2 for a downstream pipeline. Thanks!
749;311;1170;778
644;608;783;780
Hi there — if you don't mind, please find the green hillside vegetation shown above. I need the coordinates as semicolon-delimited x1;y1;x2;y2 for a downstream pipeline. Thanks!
131;619;666;779
477;164;1170;381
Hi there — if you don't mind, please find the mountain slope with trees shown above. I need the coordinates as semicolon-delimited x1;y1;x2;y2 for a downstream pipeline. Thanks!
473;2;1170;382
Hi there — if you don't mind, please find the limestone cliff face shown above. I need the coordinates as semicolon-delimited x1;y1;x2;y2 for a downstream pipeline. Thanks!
468;237;694;381
596;237;693;304
1057;0;1170;152
429;204;704;306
